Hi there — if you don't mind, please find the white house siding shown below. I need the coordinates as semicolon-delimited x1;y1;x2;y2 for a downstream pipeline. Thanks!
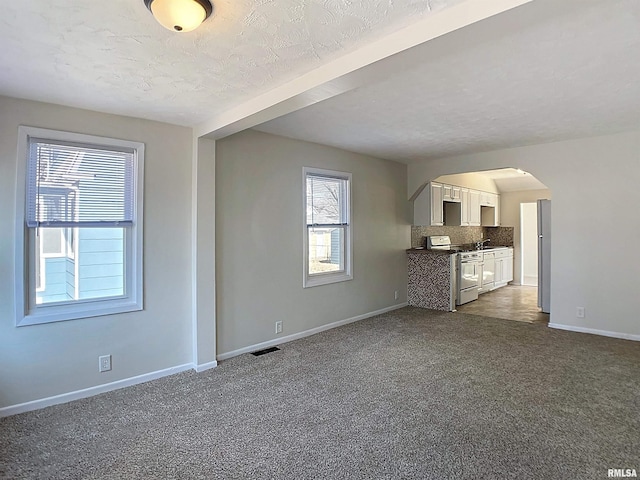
76;228;124;300
39;257;68;303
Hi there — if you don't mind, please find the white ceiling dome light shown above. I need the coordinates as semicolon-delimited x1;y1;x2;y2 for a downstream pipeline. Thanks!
144;0;213;32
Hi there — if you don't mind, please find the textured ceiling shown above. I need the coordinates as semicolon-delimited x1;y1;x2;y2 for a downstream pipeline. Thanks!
0;0;464;126
255;0;640;162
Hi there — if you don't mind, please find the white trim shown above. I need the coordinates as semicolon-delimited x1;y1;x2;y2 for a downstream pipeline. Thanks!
0;363;193;418
194;360;218;373
303;167;353;288
217;303;408;361
191;135;199;368
549;323;640;342
15;126;144;327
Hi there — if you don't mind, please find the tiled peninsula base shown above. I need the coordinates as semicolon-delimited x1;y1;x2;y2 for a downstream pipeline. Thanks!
407;250;455;311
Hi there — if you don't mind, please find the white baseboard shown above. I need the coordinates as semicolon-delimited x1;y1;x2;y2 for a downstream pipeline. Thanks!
1;304;408;417
194;360;218;372
0;363;194;418
217;302;408;361
549;323;640;342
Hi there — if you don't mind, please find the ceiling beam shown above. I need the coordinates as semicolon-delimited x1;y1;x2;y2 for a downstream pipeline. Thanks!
194;0;533;140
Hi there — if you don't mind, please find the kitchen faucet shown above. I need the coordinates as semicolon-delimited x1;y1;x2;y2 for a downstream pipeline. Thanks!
475;239;491;250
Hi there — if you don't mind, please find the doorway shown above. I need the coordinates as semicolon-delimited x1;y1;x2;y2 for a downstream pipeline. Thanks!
520;202;538;286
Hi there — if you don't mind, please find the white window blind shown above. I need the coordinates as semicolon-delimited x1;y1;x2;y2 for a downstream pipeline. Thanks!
26;139;136;228
306;174;348;226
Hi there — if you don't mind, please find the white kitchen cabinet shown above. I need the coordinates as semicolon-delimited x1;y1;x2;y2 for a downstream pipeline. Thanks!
431;183;444;225
494;248;513;288
480;251;495;294
443;184;461;202
480;193;500;226
460;188;469;226
504;254;513;282
443;184;452;201
413;182;498;227
495;258;503;285
480;192;497;207
468;190;481;226
413;182;444;226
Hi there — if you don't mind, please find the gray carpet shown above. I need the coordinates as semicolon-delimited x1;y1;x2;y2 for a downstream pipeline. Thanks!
1;307;639;479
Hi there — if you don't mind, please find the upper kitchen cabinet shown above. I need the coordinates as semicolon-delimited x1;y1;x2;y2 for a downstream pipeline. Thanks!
468;190;481;226
414;182;444;226
480;193;500;226
431;183;444;225
480;192;497;207
460;189;469;226
443;184;461;202
414;181;497;227
458;188;480;226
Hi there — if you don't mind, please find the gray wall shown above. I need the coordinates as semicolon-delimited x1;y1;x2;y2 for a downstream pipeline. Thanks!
408;131;640;338
216;130;410;356
0;96;194;408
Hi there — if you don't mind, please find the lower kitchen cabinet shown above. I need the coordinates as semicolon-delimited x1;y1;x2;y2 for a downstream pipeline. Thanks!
494;248;514;288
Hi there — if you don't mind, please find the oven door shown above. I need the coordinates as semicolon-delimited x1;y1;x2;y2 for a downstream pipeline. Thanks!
459;261;480;290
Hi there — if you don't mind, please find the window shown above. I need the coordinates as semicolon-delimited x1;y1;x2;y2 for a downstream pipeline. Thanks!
303;167;352;288
15;127;144;326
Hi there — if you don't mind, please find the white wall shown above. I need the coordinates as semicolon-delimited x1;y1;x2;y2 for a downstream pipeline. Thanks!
0;96;194;408
408;131;640;339
520;202;538;285
216;130;410;356
500;189;552;285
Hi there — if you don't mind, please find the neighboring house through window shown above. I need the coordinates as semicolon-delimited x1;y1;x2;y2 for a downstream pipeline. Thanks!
15;127;144;326
303;167;352;288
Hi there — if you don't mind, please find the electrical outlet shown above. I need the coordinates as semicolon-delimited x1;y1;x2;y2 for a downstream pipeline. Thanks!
576;307;585;318
275;321;283;334
394;290;399;300
99;355;112;372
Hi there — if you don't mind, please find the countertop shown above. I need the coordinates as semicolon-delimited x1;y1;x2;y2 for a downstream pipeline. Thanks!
406;245;513;255
406;248;457;255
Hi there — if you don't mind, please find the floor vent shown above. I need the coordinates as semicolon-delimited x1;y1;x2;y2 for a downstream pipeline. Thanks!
251;346;280;356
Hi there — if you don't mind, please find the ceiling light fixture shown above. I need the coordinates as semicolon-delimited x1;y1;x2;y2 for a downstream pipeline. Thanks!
144;0;213;33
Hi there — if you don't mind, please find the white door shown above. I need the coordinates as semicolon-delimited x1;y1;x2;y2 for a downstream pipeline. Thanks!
537;199;551;313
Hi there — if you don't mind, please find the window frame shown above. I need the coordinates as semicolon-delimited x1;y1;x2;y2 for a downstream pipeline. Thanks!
303;167;353;288
14;126;144;326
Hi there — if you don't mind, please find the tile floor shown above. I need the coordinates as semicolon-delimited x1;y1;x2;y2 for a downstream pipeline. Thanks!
456;284;549;324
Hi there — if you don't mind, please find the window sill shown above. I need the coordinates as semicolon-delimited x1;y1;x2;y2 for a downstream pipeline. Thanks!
303;272;353;288
17;298;143;327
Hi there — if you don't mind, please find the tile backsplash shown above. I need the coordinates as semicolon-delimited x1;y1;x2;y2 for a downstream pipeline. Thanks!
483;227;514;248
411;226;514;248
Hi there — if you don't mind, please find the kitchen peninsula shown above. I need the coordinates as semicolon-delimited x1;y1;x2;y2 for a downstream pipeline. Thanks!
407;248;457;311
407;228;515;312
